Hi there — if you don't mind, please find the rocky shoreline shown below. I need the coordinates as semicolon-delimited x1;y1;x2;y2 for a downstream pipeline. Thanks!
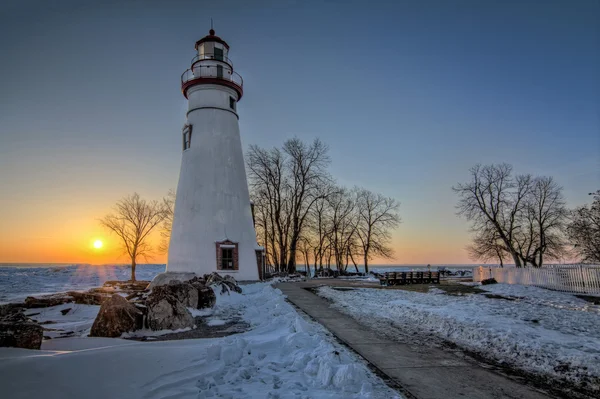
0;273;246;349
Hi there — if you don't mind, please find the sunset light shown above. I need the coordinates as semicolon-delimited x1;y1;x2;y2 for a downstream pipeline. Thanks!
93;240;103;249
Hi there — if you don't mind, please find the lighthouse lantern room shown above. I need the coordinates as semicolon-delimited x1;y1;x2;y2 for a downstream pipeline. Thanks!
166;29;263;281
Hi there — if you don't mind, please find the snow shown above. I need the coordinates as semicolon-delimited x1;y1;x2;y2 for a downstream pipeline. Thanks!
25;303;100;338
0;283;401;399
317;284;600;393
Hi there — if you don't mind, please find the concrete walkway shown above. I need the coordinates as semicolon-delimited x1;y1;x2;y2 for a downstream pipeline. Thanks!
276;282;553;399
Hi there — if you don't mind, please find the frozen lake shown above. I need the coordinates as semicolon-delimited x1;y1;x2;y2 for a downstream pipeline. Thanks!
0;263;479;303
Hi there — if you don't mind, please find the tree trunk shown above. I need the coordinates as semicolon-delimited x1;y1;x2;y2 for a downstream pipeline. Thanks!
349;252;360;273
363;255;369;274
510;251;522;268
131;259;137;282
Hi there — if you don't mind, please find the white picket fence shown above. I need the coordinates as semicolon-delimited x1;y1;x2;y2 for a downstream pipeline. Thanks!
473;265;600;295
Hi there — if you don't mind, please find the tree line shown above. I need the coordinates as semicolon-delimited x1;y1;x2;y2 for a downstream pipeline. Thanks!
454;163;600;267
246;138;401;275
99;154;598;281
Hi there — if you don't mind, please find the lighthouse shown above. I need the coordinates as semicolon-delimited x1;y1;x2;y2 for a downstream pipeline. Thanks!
166;29;262;281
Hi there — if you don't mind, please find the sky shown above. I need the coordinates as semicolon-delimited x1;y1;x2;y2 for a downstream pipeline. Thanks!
0;0;598;265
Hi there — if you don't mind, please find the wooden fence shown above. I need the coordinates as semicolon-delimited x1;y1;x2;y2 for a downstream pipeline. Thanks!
473;265;600;295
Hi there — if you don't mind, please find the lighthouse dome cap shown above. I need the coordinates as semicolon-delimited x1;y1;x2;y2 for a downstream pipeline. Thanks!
195;28;230;50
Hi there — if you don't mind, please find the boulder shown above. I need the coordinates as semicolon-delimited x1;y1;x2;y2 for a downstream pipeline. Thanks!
146;285;194;331
103;280;150;292
24;293;73;308
188;277;216;309
67;291;111;305
197;285;216;309
481;278;498;285
205;272;242;294
90;294;143;338
148;272;199;289
0;308;43;350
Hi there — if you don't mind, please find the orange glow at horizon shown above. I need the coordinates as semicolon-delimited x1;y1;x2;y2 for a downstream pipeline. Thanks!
0;191;473;265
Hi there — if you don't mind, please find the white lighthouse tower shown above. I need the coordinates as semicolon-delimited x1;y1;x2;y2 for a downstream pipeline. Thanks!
166;29;262;281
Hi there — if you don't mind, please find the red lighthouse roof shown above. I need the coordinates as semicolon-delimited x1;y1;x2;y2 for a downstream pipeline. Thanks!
194;29;230;50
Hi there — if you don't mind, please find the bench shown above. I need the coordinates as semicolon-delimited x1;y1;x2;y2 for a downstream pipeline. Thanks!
379;271;440;286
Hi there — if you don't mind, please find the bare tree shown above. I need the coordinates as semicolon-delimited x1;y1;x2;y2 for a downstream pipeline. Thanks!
454;164;531;267
355;188;401;273
308;194;332;273
328;187;358;270
568;190;600;263
455;164;567;267
527;176;567;266
247;138;332;274
283;138;332;273
247;145;290;271
248;138;402;275
158;189;176;254
297;235;313;277
100;193;168;281
467;224;509;266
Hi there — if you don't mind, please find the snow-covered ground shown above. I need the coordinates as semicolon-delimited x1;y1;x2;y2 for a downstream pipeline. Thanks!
317;283;600;394
25;303;100;339
0;283;401;399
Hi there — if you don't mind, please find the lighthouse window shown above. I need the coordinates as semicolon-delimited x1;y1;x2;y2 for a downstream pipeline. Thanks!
182;124;192;151
221;248;234;270
214;47;224;61
229;97;236;110
216;241;239;271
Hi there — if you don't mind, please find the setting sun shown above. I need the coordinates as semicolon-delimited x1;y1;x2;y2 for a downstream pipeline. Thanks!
93;240;103;249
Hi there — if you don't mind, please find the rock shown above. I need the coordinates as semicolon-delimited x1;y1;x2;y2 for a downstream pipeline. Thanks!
197;285;216;309
156;280;215;309
24;294;73;308
103;280;150;292
148;272;199;289
89;294;143;338
67;291;111;305
205;272;242;294
0;309;43;350
188;278;216;309
146;285;195;331
172;282;200;308
88;287;117;294
481;278;498;285
60;308;72;316
0;303;24;317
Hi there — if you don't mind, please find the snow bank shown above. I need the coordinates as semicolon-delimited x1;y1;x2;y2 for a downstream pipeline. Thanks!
0;283;400;399
25;303;100;338
178;283;400;398
318;284;600;393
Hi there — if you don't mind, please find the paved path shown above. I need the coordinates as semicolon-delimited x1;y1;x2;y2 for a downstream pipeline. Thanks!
276;282;553;399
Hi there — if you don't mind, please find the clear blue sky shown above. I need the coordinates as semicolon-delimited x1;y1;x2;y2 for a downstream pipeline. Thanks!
0;0;598;264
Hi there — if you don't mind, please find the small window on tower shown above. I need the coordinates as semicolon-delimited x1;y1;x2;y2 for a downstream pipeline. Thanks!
182;124;192;151
216;241;239;271
214;47;224;61
221;248;234;270
229;97;236;111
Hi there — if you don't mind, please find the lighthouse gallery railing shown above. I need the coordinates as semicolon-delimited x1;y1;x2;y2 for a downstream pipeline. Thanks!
181;68;243;88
